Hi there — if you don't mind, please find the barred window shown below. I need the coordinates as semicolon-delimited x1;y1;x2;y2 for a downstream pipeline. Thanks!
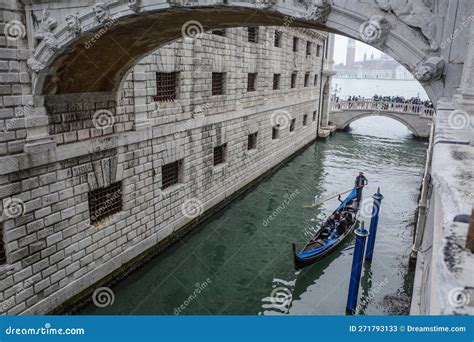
314;74;318;86
291;72;297;89
303;114;308;126
273;74;281;90
290;118;296;132
293;37;299;52
272;126;280;140
161;160;182;190
313;110;317;121
248;132;258;150
316;44;321;57
212;29;226;36
247;73;257;92
0;225;6;265
88;182;123;225
212;72;226;95
213;143;227;165
274;30;282;47
304;73;310;87
155;72;178;102
248;27;258;43
306;41;312;55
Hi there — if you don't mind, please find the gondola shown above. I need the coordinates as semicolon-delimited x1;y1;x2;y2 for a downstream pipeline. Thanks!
292;187;361;270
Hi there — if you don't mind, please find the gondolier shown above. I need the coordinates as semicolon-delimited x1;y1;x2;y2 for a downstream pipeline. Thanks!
354;172;368;203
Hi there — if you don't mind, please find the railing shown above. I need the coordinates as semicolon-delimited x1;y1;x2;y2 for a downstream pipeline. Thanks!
330;99;435;117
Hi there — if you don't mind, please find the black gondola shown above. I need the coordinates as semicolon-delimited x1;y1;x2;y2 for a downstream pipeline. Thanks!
293;187;361;270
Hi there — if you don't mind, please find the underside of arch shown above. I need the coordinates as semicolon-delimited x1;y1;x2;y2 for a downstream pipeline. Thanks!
339;112;421;137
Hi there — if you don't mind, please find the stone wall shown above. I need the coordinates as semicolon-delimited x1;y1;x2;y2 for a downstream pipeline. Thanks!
0;27;327;315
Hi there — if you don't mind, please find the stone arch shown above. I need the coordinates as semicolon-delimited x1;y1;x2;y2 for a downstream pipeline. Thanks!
337;112;424;137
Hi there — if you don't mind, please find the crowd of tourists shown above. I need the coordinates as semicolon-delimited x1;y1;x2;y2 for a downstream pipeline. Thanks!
333;94;434;114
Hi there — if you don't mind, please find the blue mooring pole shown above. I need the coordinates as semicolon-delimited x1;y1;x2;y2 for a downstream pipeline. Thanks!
365;188;384;262
346;221;369;315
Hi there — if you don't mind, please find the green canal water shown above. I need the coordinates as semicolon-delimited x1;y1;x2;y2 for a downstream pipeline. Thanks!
79;117;428;315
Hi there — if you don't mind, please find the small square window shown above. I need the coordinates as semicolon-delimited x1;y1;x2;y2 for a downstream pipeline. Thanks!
314;74;318;86
289;118;296;132
161;160;182;190
248;27;258;43
272;126;280;140
247;73;257;92
213;143;227;165
273;74;281;90
293;37;299;52
304;73;310;87
291;72;297;89
303;114;308;126
312;110;317;121
212;29;226;36
274;30;282;47
306;41;312;56
212;72;225;95
155;72;178;102
248;132;258;150
88;182;123;225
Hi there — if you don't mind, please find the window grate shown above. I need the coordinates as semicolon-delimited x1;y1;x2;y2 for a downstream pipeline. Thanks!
272;126;280;140
248;132;258;150
274;30;282;47
291;72;297;89
213;143;227;165
161;161;181;190
273;74;281;90
314;74;318;86
248;27;258;43
155;72;178;102
304;73;310;87
306;41;312;56
247;73;257;92
212;29;226;36
293;37;299;52
290;118;296;132
212;72;225;95
303;114;308;126
88;182;123;225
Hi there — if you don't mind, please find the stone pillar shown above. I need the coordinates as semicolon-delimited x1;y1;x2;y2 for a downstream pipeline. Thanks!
23;95;56;153
132;65;151;130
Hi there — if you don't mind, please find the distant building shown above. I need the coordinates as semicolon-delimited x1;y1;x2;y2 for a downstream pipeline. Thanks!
335;39;414;80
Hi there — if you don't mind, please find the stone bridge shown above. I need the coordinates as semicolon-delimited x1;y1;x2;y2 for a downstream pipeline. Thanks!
329;99;435;138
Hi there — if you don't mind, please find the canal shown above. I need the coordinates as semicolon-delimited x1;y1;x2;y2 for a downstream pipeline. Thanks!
79;117;428;315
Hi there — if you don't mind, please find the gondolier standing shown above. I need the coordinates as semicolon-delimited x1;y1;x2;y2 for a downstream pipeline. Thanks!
355;172;368;203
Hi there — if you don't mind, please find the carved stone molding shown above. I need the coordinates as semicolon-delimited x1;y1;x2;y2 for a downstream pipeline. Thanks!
27;58;46;73
93;3;110;23
65;14;81;35
33;9;59;49
414;56;445;83
128;0;141;12
359;15;390;47
304;0;332;23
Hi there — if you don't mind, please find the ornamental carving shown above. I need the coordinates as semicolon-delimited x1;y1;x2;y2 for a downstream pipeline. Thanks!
375;0;439;50
27;58;46;73
65;14;81;35
128;0;141;12
359;15;390;47
93;3;110;23
414;56;445;83
304;0;331;23
33;9;59;49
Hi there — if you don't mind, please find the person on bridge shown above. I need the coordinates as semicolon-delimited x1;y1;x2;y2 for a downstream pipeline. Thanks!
354;172;368;203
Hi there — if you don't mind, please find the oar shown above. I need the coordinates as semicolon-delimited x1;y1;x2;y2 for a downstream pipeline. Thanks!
303;188;354;208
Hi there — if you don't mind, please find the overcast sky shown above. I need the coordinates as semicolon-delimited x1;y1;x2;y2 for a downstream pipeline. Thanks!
333;34;383;65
